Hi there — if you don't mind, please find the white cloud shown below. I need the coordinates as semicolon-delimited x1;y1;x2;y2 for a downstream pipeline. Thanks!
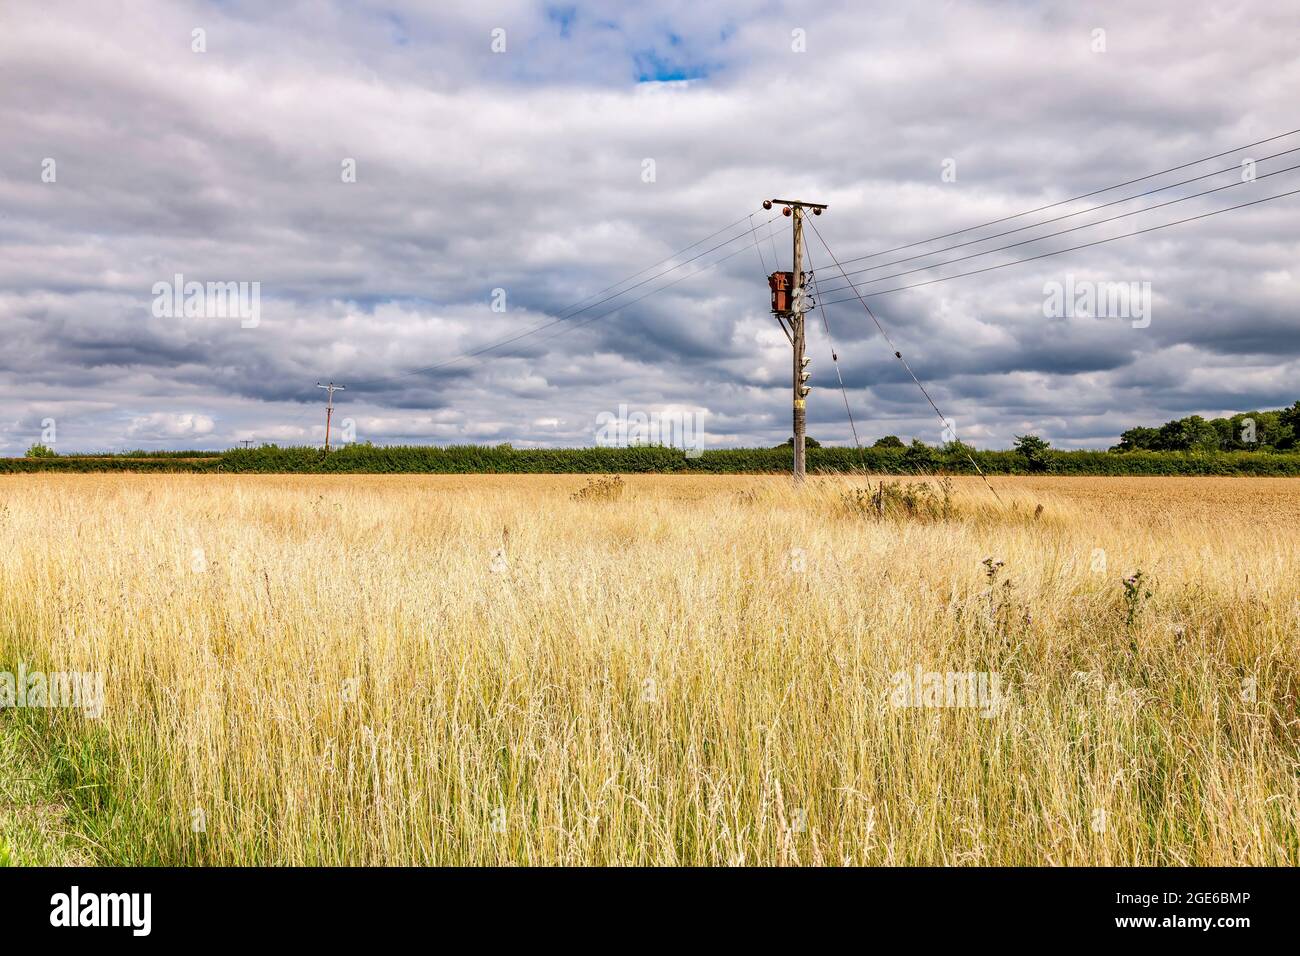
1;0;1298;452
125;413;216;440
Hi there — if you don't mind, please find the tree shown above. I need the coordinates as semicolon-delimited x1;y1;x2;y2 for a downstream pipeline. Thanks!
1277;401;1300;449
24;443;56;459
1112;403;1300;453
872;435;905;449
1013;434;1053;473
1212;416;1237;450
902;439;938;472
776;436;821;448
1156;415;1219;452
1112;426;1158;452
1221;411;1284;451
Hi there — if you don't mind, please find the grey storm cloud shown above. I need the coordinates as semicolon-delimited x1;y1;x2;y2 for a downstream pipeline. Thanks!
1;0;1298;453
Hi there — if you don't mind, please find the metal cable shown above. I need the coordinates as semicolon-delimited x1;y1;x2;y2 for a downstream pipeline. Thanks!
808;217;1003;502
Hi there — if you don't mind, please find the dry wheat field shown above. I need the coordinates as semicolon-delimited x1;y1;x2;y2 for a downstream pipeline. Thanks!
0;473;1297;866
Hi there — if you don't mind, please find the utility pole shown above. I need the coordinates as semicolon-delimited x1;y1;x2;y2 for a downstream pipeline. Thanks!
315;382;346;452
763;198;827;481
240;439;253;449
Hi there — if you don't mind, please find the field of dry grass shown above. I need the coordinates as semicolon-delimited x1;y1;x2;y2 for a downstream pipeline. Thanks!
0;473;1297;865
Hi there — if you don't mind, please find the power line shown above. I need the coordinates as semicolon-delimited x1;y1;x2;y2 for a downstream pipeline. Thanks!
817;185;1300;307
816;145;1300;290
268;214;789;439
555;212;758;316
815;160;1300;298
275;131;1300;449
765;214;781;274
832;127;1300;269
345;213;782;390
376;215;791;385
548;215;778;325
801;240;864;455
809;216;1003;501
748;212;772;274
750;214;793;348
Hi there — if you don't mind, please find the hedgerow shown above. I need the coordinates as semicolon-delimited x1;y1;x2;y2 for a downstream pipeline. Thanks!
5;443;1300;475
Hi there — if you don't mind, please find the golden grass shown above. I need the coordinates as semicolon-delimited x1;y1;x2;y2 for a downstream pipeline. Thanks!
0;473;1297;865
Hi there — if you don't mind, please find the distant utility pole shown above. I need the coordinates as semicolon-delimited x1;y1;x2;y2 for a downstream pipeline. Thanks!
763;198;827;481
240;439;253;449
315;381;346;452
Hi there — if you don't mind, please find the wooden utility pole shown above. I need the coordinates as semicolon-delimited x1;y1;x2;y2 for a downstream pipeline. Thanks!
764;198;827;481
791;206;807;480
315;381;346;452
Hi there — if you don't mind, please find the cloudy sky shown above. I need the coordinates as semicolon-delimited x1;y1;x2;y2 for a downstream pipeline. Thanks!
2;0;1298;453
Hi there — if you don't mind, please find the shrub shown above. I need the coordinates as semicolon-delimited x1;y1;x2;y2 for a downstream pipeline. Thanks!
1014;435;1054;473
902;439;939;472
5;442;1300;476
572;475;625;501
839;478;952;521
